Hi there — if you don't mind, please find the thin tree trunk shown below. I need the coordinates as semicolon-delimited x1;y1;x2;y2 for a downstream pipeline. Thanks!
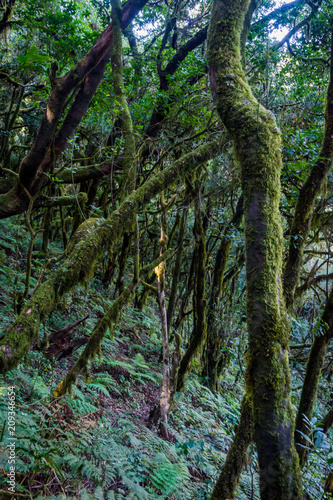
166;193;190;333
111;0;137;298
156;197;170;438
177;186;207;392
202;195;243;390
115;233;132;295
174;248;196;331
53;250;172;397
211;396;253;500
294;287;333;466
283;23;333;310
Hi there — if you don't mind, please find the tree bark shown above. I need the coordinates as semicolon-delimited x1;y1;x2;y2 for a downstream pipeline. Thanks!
207;0;303;497
0;0;148;219
202;195;243;390
294;286;333;466
166;190;191;333
156;197;170;438
210;396;253;500
177;185;207;392
283;23;333;310
0;139;223;374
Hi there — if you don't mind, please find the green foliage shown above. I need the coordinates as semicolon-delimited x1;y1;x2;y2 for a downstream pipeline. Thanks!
1;0;333;497
0;301;255;499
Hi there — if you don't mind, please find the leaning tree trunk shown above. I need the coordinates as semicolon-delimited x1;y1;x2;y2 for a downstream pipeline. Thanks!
294;286;333;467
210;396;253;500
0;139;223;374
207;0;302;498
283;25;333;310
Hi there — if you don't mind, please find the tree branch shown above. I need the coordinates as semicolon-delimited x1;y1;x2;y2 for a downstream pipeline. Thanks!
0;138;224;374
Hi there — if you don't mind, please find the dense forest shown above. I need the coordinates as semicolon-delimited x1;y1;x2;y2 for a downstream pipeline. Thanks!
1;0;333;498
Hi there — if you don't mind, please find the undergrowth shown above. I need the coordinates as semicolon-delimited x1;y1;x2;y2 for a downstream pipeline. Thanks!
0;294;332;499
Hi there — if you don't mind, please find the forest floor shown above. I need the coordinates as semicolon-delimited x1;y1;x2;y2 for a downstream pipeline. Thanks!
0;225;331;499
0;282;253;500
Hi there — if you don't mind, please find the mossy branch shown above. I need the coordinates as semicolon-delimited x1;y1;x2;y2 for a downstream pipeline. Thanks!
111;0;136;196
0;138;223;374
53;249;174;397
37;192;88;208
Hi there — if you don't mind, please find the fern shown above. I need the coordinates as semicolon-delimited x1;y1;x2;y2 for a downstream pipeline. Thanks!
80;489;92;500
94;486;105;500
149;452;190;497
87;374;121;397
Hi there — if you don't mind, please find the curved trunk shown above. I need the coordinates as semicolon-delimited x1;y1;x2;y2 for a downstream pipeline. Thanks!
283;24;333;310
207;0;302;497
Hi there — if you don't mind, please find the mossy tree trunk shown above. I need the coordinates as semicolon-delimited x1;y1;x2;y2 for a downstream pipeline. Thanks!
202;194;243;391
207;0;302;497
166;190;191;334
0;139;223;374
210;396;253;500
283;24;333;310
294;286;333;467
112;0;136;297
0;0;149;219
285;28;333;465
176;184;207;392
53;249;173;397
174;246;196;332
53;281;136;397
111;0;136;198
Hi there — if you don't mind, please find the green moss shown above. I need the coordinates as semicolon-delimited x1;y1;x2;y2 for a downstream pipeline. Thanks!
284;78;333;309
53;280;135;397
111;0;136;197
295;287;333;466
211;396;253;500
53;248;175;397
177;192;207;392
0;139;223;375
207;0;303;496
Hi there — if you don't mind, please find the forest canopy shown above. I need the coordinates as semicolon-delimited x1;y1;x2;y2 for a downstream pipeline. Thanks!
1;0;333;498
